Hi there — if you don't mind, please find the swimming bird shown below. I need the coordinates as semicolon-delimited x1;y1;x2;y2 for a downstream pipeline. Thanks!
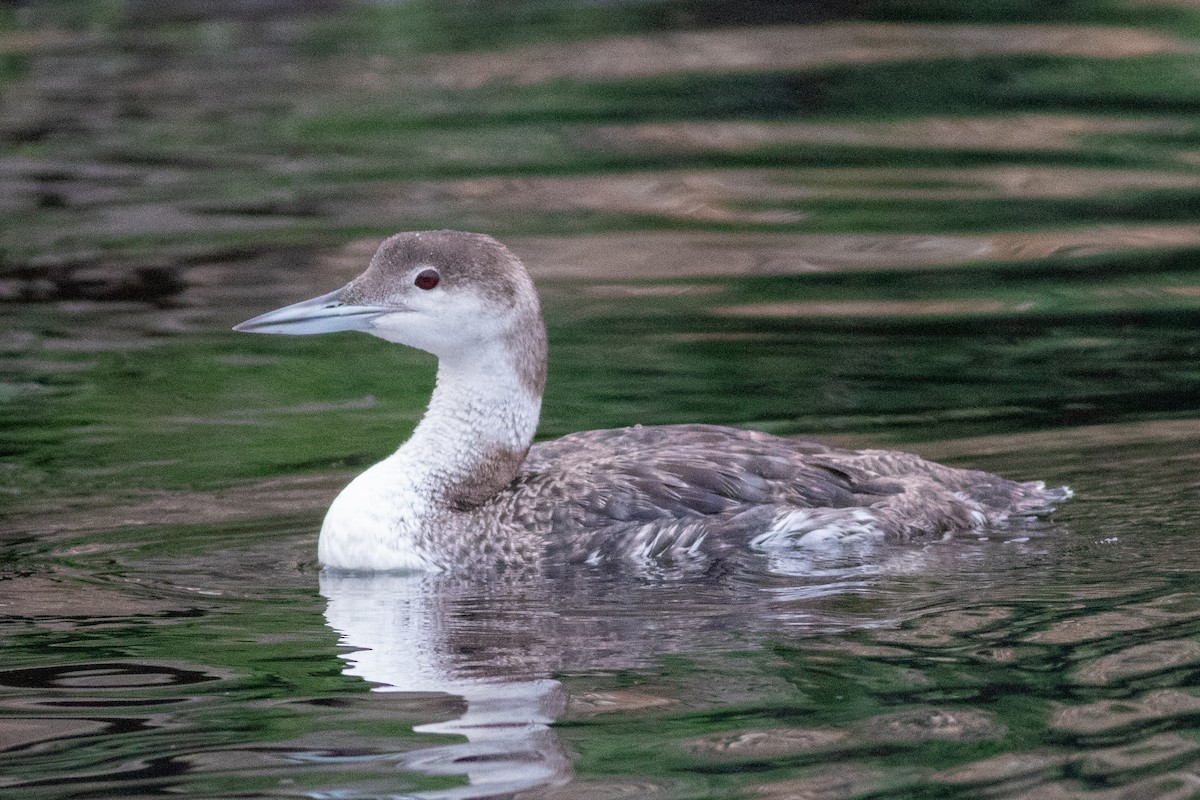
234;231;1070;572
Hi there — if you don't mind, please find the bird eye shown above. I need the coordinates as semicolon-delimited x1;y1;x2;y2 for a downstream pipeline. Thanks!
414;269;440;290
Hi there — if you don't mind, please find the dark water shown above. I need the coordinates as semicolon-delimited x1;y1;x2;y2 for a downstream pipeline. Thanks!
3;1;1200;798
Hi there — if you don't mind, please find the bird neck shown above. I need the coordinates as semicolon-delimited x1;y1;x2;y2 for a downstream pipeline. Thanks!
398;311;547;509
404;359;541;508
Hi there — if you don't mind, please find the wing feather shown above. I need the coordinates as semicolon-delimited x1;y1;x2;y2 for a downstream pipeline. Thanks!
491;424;1067;566
515;424;860;538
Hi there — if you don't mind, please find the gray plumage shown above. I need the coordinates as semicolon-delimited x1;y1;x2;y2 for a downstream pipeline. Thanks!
489;423;1067;568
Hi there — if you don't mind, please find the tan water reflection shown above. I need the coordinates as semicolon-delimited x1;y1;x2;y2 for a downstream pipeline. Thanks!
431;23;1189;87
1073;639;1200;685
1028;593;1200;644
363;166;1200;232
581;115;1187;155
713;298;1013;318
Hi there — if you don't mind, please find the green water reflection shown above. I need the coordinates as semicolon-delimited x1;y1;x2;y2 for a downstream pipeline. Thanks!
3;0;1200;798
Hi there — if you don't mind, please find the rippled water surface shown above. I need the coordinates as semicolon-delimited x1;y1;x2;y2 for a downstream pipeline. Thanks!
3;1;1200;798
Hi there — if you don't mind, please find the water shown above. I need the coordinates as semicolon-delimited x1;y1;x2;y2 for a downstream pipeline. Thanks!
3;1;1200;797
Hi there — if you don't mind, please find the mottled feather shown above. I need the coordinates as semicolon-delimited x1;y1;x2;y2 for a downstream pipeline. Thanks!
465;422;1066;567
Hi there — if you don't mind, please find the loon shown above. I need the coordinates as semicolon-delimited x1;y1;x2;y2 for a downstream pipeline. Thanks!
234;230;1071;572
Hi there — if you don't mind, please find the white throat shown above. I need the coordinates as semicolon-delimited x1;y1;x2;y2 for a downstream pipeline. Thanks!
409;354;543;488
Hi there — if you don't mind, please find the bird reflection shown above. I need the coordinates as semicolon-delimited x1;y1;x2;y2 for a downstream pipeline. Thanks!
315;532;1056;798
320;571;572;799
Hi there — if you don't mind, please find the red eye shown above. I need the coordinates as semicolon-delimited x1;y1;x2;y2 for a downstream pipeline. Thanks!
414;269;440;290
